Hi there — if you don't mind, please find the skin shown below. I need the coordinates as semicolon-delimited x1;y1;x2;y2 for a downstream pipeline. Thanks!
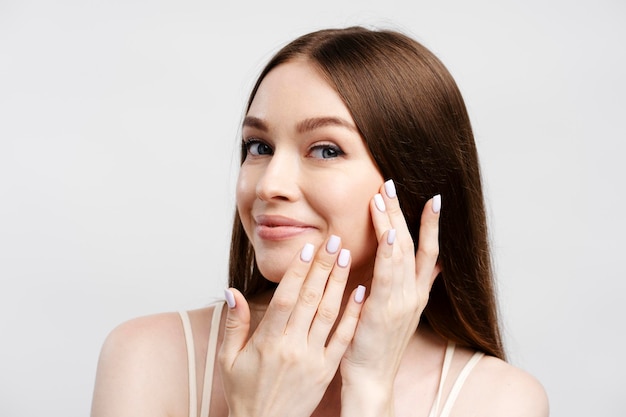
236;59;384;288
91;60;549;417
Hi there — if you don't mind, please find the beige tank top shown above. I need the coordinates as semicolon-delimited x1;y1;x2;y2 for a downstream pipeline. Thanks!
178;303;484;417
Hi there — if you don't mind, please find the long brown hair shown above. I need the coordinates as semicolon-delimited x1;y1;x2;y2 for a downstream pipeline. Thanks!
229;27;505;360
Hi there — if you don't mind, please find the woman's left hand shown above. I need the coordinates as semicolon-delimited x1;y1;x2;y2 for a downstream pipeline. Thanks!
340;180;441;415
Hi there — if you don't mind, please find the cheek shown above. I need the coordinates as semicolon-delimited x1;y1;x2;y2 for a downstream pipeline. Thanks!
235;169;255;231
342;202;378;267
312;174;382;267
236;168;252;201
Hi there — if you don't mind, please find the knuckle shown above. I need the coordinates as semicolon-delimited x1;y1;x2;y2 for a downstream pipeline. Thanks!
279;346;303;363
343;305;361;320
299;286;322;307
272;294;295;313
333;328;353;347
328;269;348;284
417;242;439;259
376;272;393;286
391;248;404;263
380;243;394;259
400;239;415;254
316;303;339;325
290;267;308;281
223;317;240;332
253;335;271;352
386;201;402;216
313;256;335;272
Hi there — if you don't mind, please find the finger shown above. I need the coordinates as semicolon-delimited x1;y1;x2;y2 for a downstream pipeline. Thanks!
287;235;342;337
415;194;441;293
368;228;396;304
261;243;315;337
377;179;420;296
370;191;393;242
218;288;250;368
381;179;414;254
325;285;366;362
308;248;351;346
369;191;403;297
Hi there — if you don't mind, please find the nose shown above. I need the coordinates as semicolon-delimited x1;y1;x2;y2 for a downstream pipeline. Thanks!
255;150;301;202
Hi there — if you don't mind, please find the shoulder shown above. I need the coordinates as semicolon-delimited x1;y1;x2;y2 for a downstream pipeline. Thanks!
455;354;549;417
103;311;185;350
91;306;221;417
91;312;188;417
100;311;190;367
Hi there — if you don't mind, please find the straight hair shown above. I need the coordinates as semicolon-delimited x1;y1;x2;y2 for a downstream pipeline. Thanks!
229;27;505;360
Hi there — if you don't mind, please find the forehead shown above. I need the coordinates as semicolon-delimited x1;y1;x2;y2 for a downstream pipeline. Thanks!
246;60;355;125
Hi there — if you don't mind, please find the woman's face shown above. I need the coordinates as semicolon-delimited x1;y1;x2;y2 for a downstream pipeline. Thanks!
236;60;384;283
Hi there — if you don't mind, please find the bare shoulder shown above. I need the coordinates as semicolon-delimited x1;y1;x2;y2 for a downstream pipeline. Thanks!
91;312;188;417
455;354;549;417
98;311;190;373
102;311;187;356
91;306;220;417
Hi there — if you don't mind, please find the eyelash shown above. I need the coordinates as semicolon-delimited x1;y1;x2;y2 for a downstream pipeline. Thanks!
242;138;272;157
242;138;345;160
309;143;345;159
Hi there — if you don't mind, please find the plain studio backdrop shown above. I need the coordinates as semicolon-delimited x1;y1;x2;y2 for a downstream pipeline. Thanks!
1;0;624;416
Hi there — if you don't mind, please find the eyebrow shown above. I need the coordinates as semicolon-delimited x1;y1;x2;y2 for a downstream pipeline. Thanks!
242;116;269;132
242;116;358;134
296;117;358;134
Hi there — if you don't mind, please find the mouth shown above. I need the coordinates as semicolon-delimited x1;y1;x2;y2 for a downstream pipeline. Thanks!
254;214;316;241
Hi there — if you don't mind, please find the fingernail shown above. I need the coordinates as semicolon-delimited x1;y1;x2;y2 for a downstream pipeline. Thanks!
326;235;341;254
387;229;396;245
384;179;396;199
432;194;442;214
338;248;350;268
374;193;386;212
354;285;366;304
224;289;236;309
301;243;314;262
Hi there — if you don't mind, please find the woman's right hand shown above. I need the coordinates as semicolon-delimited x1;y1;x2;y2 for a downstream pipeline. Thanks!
218;236;364;417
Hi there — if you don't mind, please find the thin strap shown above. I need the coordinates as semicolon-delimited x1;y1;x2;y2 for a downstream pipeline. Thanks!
178;310;198;417
428;341;456;417
438;351;485;417
199;302;225;417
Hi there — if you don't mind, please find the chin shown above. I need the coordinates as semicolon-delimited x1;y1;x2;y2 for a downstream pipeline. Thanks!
251;239;315;284
253;250;292;284
256;263;286;284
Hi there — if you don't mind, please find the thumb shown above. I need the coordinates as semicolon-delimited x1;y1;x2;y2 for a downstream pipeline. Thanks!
219;288;250;367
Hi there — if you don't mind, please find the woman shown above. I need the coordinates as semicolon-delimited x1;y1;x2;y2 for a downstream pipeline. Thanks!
91;27;548;417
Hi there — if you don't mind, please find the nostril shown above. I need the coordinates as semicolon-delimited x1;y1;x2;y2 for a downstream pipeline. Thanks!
254;154;301;202
255;174;299;202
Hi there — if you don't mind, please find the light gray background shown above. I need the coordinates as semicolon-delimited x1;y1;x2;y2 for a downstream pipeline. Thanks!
1;0;624;416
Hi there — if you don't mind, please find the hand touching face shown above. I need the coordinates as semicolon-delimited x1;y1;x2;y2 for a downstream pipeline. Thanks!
229;61;442;417
236;59;384;283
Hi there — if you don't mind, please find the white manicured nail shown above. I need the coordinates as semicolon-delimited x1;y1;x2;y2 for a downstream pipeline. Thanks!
326;235;341;254
338;249;350;268
354;285;366;303
374;193;386;212
224;289;236;309
387;229;396;245
301;243;314;262
432;194;441;214
384;179;397;198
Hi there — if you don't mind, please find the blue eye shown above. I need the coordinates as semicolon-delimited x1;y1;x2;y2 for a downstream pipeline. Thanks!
244;139;273;156
310;144;344;159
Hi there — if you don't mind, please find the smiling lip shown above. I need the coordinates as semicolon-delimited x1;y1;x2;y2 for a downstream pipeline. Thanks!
255;215;315;241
